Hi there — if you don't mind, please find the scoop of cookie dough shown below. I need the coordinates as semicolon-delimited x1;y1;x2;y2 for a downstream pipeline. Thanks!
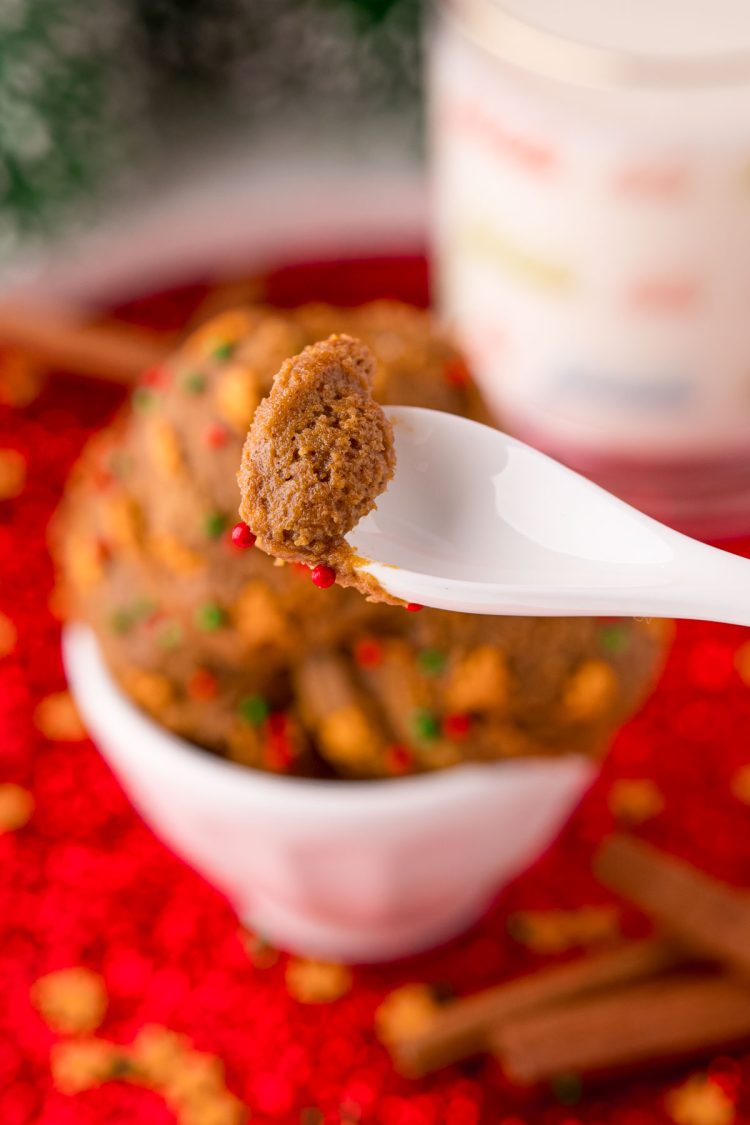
237;334;396;599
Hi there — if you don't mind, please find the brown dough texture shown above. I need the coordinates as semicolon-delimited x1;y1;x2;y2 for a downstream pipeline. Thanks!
54;301;673;778
238;335;395;598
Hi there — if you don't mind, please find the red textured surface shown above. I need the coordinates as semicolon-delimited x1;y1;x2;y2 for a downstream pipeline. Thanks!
3;256;750;1124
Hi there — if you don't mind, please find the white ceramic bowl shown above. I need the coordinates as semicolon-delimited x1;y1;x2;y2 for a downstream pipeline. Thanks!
64;624;595;963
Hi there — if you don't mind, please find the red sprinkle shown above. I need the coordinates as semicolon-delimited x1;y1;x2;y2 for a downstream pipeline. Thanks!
204;422;230;449
94;538;111;565
386;744;413;775
405;602;423;613
188;669;219;701
265;735;294;772
143;609;165;632
354;638;384;669
266;712;288;736
443;712;472;741
443;358;471;388
310;564;336;589
141;365;167;387
230;522;256;549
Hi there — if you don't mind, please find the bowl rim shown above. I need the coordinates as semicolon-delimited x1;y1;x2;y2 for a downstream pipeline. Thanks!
63;623;593;816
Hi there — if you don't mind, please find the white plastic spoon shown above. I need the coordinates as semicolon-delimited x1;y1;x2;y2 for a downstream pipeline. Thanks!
346;406;750;622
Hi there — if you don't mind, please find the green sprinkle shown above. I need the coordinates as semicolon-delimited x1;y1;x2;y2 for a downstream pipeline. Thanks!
239;694;269;726
412;708;440;741
180;369;206;394
157;620;183;650
131;597;156;622
204;511;228;540
196;602;226;632
110;608;134;635
550;1072;583;1106
418;648;446;676
133;387;159;412
109;1055;136;1079
109;598;153;635
599;625;629;654
212;339;235;361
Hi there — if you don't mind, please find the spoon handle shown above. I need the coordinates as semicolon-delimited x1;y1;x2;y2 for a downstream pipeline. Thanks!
364;537;750;624
638;537;750;627
507;537;750;627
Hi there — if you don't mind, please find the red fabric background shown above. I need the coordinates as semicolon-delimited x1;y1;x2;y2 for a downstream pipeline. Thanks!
2;257;750;1124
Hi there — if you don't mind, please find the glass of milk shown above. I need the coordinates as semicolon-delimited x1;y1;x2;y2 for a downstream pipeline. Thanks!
430;0;750;537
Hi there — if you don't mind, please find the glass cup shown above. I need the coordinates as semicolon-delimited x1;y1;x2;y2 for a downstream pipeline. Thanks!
430;0;750;538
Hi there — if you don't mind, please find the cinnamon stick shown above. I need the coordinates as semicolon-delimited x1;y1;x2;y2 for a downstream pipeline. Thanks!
494;972;750;1084
385;937;683;1077
0;301;168;383
595;835;750;977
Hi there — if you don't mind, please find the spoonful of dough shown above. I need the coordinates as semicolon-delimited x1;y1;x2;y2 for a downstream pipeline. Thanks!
239;337;750;623
238;334;399;602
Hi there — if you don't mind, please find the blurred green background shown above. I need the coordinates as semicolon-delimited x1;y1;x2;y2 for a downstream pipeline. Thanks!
0;0;423;257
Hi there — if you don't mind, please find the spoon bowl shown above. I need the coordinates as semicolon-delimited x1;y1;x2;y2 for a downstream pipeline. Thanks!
348;407;750;622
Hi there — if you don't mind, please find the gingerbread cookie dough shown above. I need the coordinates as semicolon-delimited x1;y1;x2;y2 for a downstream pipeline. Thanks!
238;335;396;601
55;301;672;779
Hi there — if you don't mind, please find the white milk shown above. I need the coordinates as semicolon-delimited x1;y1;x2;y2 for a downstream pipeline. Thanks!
430;0;750;534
